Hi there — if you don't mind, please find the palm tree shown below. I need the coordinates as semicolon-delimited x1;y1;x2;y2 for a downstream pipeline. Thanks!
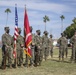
60;15;65;33
72;17;76;24
43;15;50;31
5;8;11;26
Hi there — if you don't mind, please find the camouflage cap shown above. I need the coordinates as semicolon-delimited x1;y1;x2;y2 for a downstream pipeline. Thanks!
36;30;41;33
4;27;10;31
43;31;48;34
50;34;52;37
61;33;64;36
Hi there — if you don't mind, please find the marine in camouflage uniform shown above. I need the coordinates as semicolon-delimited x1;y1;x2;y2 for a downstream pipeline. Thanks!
25;26;35;67
70;31;76;62
49;34;53;58
64;35;68;58
42;31;49;61
14;28;24;67
34;30;42;66
1;27;13;69
30;26;35;66
17;28;24;66
57;33;66;61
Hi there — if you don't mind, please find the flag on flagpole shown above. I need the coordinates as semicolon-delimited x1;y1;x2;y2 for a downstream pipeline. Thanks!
13;4;18;58
24;7;32;57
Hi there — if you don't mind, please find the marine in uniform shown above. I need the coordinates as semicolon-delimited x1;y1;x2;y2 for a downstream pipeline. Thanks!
70;30;76;62
57;33;66;61
12;28;24;68
30;26;35;66
34;30;42;66
64;35;68;58
49;34;53;58
42;31;49;61
1;27;13;69
25;26;35;67
16;28;24;67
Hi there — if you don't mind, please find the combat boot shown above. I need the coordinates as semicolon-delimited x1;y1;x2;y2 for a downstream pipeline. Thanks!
9;65;12;69
66;55;67;58
51;53;53;58
14;59;18;68
45;56;47;61
1;65;6;70
20;64;24;68
62;58;64;62
1;57;6;70
39;62;41;66
15;64;18;68
59;57;61;61
34;63;37;67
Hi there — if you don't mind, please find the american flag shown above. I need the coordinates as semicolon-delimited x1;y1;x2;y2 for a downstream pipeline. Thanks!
13;4;18;58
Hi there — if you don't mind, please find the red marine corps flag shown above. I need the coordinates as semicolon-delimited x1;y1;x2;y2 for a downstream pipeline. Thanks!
24;7;32;57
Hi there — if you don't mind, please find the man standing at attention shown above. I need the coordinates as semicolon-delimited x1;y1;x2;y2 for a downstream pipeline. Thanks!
1;27;13;69
57;33;66;61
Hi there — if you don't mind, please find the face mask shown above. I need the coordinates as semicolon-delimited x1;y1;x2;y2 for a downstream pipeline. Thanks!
50;36;52;38
30;29;32;32
18;31;21;34
38;33;40;35
6;30;9;34
45;33;47;35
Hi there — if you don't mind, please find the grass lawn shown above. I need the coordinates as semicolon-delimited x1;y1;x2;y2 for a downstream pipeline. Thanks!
0;47;76;75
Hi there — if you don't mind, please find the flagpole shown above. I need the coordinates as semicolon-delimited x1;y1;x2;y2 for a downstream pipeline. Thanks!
13;4;18;68
15;4;17;6
25;5;26;9
24;5;28;67
24;5;32;67
14;4;17;58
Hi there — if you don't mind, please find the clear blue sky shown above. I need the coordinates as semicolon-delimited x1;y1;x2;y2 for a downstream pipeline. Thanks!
0;0;76;40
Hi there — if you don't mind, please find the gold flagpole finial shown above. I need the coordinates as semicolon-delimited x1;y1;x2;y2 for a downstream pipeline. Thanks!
15;4;17;6
25;5;26;9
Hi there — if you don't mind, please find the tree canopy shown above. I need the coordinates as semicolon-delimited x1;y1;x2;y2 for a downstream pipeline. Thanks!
60;15;65;20
5;8;11;26
43;15;50;31
5;8;11;13
64;17;76;39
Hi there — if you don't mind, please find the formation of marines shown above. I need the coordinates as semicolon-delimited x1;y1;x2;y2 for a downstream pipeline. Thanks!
1;26;76;70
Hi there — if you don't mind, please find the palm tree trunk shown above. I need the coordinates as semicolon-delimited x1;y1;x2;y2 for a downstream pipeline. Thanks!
61;20;63;33
6;13;8;26
45;22;46;31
